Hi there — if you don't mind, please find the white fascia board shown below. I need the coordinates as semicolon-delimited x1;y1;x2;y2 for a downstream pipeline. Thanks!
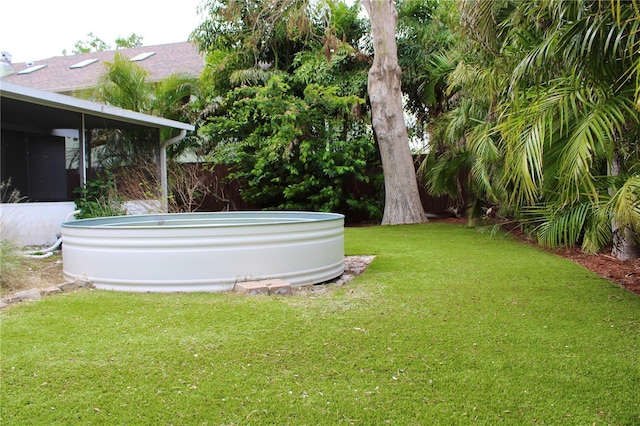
0;81;194;131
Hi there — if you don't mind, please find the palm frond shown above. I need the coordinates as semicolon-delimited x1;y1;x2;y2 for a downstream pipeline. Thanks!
556;90;629;202
608;174;640;234
521;202;592;249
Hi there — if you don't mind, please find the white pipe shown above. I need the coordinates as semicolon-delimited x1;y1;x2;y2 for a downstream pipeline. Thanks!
24;237;62;256
25;250;55;259
160;129;187;212
23;210;81;258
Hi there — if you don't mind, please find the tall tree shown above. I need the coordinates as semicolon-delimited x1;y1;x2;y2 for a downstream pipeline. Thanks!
63;33;143;55
362;0;426;224
115;33;144;49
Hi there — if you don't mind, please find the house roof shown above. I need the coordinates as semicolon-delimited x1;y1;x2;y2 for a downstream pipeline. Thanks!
1;41;204;94
1;81;194;132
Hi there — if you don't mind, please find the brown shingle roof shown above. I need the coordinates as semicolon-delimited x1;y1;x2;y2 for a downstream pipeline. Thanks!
1;41;204;94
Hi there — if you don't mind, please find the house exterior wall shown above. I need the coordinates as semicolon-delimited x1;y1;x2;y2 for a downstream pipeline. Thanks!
0;201;77;246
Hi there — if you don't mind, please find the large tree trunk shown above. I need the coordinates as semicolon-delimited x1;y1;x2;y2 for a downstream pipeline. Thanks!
362;0;427;225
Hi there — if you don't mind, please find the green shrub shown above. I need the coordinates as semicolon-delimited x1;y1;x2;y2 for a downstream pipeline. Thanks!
74;175;126;219
202;76;384;221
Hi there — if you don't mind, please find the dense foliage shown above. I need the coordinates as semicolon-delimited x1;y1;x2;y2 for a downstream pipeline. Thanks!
201;75;383;220
422;0;640;257
192;0;383;220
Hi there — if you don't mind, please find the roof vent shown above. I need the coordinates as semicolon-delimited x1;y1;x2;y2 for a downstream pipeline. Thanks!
18;64;47;74
0;51;14;77
130;52;155;62
70;58;99;69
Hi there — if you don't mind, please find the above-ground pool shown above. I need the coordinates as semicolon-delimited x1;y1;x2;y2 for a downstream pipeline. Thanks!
61;211;344;292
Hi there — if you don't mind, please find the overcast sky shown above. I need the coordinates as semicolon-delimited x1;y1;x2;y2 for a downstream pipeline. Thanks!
0;0;204;63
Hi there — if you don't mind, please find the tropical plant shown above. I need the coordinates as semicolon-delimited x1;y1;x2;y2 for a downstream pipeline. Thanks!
78;52;200;209
423;0;640;258
201;74;383;220
74;175;126;219
87;52;199;146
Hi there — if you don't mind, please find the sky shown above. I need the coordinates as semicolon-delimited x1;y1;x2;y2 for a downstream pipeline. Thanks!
0;0;205;63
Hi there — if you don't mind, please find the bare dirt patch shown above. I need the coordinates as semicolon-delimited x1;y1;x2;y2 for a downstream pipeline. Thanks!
2;254;375;299
1;254;64;298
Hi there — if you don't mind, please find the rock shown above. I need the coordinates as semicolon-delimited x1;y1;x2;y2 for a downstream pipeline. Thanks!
40;286;62;297
57;279;91;292
11;289;41;303
234;279;291;295
265;279;292;295
0;278;93;309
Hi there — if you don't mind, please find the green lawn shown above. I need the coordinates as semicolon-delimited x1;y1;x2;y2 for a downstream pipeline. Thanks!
1;223;638;425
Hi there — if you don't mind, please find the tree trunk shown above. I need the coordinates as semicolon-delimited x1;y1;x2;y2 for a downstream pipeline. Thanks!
609;155;640;260
362;0;427;225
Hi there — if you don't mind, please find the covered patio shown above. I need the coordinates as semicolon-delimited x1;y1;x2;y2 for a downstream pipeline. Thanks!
0;81;194;245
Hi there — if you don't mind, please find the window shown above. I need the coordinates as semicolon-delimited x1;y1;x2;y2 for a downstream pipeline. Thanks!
130;52;155;61
17;64;46;74
70;59;98;69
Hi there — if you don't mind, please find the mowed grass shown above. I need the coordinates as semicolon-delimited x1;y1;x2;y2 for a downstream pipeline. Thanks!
1;223;638;425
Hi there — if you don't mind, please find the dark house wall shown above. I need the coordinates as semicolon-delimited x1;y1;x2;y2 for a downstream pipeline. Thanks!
1;130;70;202
1;130;28;201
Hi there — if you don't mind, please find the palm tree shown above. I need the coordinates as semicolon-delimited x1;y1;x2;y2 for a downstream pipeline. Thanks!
497;0;640;259
82;52;199;164
79;52;200;205
426;0;640;258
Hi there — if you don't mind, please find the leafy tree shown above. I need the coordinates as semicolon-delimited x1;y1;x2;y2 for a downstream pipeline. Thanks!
191;0;322;78
193;0;445;223
201;74;382;220
63;32;143;55
115;33;144;49
67;32;110;54
192;0;384;219
396;0;459;134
